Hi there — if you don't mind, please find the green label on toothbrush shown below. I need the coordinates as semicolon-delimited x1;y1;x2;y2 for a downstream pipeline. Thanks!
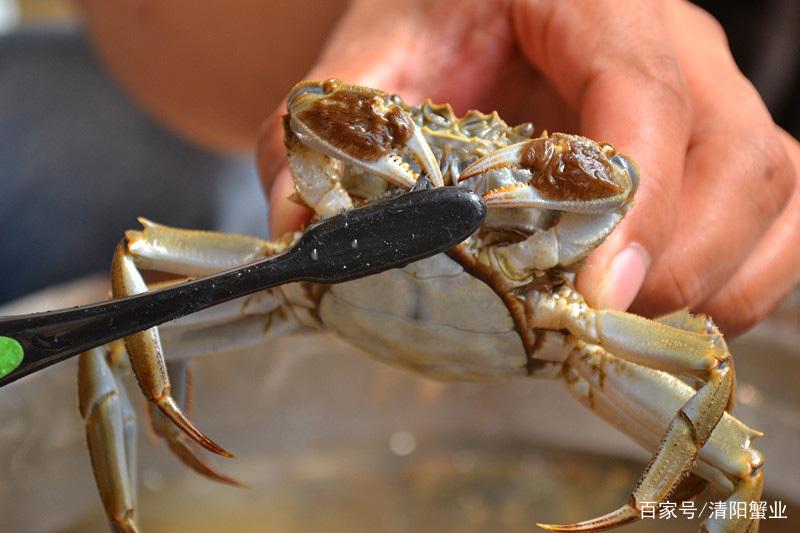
0;336;24;378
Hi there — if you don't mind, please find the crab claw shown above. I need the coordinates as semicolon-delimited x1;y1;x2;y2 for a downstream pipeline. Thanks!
287;79;443;189
460;134;638;214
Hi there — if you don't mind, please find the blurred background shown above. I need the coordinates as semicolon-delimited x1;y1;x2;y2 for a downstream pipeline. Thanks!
0;1;798;532
0;0;268;305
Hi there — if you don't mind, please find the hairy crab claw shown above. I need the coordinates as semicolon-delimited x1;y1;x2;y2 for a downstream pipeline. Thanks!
460;133;639;215
459;134;641;275
284;79;443;216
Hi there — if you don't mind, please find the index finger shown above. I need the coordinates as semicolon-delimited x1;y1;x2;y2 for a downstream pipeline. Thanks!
514;0;692;310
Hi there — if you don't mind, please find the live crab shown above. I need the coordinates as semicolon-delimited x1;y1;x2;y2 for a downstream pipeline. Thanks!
79;79;764;532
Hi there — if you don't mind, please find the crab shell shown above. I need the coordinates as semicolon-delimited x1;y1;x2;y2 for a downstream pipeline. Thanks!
321;252;531;381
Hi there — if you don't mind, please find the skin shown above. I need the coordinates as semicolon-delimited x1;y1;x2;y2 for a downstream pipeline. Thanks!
77;0;347;152
80;0;800;336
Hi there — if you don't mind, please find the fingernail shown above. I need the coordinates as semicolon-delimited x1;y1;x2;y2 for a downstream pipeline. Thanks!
267;167;290;200
597;243;650;310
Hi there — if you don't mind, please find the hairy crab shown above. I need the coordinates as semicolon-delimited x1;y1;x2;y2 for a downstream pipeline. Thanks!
79;80;764;532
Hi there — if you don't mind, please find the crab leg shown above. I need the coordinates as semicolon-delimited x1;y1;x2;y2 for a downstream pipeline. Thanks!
78;345;139;533
704;470;764;533
112;241;231;458
147;361;244;487
112;220;295;457
558;341;763;532
81;221;304;531
561;361;725;494
540;342;732;531
528;285;729;379
157;291;300;360
537;301;763;532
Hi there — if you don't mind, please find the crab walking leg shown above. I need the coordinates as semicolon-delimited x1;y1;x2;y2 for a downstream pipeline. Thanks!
547;341;763;532
114;344;139;517
148;361;244;487
542;345;732;531
78;346;139;533
653;308;737;409
157;291;302;361
562;362;716;507
562;362;717;495
704;470;764;533
568;310;750;492
528;285;728;378
112;241;232;458
126;218;289;276
560;347;748;494
112;220;297;456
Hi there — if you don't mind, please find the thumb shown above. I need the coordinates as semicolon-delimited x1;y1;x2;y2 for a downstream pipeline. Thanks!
513;0;691;311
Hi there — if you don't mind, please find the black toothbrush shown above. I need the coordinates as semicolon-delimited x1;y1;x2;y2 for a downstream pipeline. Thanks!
0;187;486;387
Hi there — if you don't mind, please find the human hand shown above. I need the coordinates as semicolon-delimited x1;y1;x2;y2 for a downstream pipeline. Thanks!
257;0;800;335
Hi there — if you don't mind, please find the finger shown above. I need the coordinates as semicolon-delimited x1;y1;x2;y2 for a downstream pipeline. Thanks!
255;107;288;203
633;115;795;317
630;0;796;323
256;105;316;240
513;0;693;310
701;130;800;335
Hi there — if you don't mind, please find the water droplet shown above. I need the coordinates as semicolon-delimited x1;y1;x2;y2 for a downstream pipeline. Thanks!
310;248;319;261
350;239;358;249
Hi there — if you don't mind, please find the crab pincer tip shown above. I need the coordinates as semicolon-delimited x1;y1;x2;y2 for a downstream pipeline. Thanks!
459;141;528;181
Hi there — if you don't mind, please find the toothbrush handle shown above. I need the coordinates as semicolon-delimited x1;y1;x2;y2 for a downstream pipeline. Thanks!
0;187;485;387
0;252;300;384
